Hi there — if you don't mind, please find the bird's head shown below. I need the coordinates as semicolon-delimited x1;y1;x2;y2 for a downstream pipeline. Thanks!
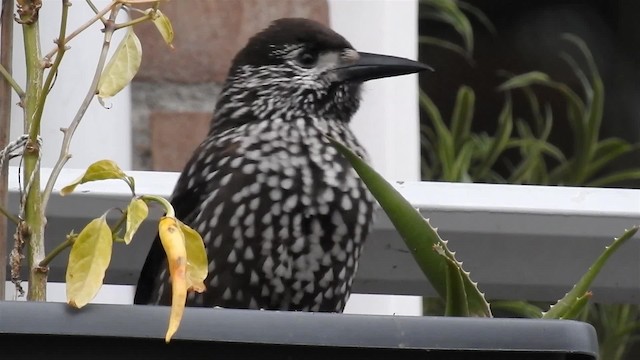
213;18;432;129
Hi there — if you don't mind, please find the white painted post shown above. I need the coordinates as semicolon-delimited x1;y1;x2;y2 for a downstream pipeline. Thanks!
328;0;421;182
9;0;132;170
329;0;423;316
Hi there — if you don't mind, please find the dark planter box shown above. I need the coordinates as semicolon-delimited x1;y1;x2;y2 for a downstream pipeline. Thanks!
0;301;597;360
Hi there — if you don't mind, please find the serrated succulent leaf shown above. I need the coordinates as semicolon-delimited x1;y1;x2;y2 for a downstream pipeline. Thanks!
328;136;491;317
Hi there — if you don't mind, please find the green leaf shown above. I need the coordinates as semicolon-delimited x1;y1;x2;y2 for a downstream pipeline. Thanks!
178;220;208;292
475;97;512;179
419;36;473;63
435;244;469;317
543;226;639;319
490;300;543;319
421;0;474;55
328;136;491;317
66;215;113;308
97;27;142;102
587;169;640;187
559;291;592;320
124;198;149;244
148;9;174;49
60;159;131;196
497;72;551;91
450;86;475;152
585;138;633;179
419;90;456;179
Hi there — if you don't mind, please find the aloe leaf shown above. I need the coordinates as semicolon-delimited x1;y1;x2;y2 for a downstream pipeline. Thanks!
543;226;639;319
421;0;474;55
435;244;469;317
420;90;456;178
328;136;491;317
450;86;475;152
451;140;475;182
498;72;551;91
587;169;640;187
457;1;497;35
560;52;593;101
559;291;592;320
419;36;472;63
490;300;543;319
475;97;512;180
584;138;633;179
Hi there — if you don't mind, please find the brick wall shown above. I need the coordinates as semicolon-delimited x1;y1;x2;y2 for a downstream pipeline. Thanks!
132;0;329;171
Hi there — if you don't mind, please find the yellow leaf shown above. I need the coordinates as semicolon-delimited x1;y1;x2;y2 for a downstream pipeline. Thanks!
179;221;207;292
158;216;187;343
149;9;174;49
66;216;113;308
124;198;149;244
60;159;129;196
97;27;142;101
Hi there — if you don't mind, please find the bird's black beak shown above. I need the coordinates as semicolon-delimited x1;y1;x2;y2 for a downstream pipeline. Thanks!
333;51;433;83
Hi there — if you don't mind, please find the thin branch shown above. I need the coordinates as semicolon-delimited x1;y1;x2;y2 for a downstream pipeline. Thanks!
41;5;122;211
32;0;71;138
114;12;152;30
85;0;102;17
0;204;20;225
0;63;25;97
43;0;116;60
38;232;76;267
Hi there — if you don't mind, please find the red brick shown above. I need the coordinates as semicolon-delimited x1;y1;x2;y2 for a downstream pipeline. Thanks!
135;0;329;83
150;112;211;171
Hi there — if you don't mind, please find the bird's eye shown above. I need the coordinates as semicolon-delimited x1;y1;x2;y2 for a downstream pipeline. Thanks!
296;50;319;68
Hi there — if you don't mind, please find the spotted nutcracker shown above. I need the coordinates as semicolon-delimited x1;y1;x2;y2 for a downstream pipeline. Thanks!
134;18;430;312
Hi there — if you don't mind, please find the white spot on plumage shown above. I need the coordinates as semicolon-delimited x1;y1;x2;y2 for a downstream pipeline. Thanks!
230;157;243;168
235;262;244;274
319;270;333;287
223;288;232;300
227;249;237;263
269;188;282;201
249;197;260;210
324;288;334;299
341;194;353;210
213;234;223;248
244;247;255;260
250;270;259;285
220;173;232;186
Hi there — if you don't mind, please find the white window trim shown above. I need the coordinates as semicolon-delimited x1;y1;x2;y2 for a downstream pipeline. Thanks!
6;166;639;305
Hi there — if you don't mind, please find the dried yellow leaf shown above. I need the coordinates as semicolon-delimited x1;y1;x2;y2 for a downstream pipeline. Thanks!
158;216;187;343
179;220;207;293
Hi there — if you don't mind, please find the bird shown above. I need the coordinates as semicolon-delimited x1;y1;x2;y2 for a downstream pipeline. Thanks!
134;18;431;312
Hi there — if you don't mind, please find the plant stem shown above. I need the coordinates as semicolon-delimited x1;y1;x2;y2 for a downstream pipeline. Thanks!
0;0;16;302
20;0;46;301
38;233;76;268
32;0;70;138
0;63;25;97
0;204;19;225
140;195;175;218
41;4;121;211
43;0;115;60
114;12;152;30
